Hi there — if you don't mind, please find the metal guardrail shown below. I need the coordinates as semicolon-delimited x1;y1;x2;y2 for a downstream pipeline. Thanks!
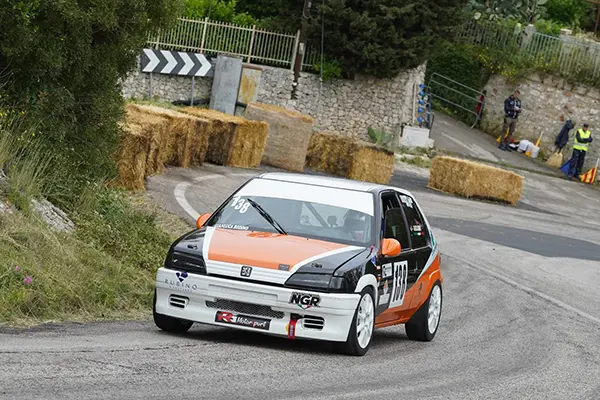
426;73;484;129
147;18;321;70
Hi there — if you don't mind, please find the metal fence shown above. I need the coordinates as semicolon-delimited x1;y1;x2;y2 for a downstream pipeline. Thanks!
147;18;321;71
459;19;600;84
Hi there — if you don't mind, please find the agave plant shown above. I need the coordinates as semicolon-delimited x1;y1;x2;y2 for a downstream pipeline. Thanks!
469;0;548;23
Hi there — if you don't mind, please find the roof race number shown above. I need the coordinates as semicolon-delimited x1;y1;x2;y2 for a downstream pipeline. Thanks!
230;196;250;214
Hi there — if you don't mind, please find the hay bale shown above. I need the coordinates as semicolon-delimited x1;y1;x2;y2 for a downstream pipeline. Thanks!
125;104;210;170
428;156;524;205
116;124;151;191
181;107;268;168
305;132;395;184
244;102;314;172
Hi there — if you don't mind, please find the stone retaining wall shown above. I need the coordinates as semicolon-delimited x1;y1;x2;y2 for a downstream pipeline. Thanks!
483;74;600;172
122;62;426;141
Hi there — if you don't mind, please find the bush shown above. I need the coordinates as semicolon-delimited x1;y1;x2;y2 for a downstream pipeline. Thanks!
425;42;491;124
185;0;256;25
0;0;183;209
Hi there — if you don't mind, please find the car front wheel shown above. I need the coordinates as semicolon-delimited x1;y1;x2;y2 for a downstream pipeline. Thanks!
336;287;375;356
153;290;194;333
405;281;442;341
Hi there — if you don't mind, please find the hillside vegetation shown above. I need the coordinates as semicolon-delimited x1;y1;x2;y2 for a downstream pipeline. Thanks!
0;0;187;326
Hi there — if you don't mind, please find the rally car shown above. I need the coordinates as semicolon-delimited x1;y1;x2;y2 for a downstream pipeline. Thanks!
153;172;443;356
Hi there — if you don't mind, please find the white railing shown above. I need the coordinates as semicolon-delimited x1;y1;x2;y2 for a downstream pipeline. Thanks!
147;18;321;70
459;19;600;83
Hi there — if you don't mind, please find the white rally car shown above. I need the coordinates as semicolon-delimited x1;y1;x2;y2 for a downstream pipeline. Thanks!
154;172;443;356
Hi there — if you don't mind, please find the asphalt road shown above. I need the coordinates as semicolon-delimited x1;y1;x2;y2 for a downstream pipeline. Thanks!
1;163;599;400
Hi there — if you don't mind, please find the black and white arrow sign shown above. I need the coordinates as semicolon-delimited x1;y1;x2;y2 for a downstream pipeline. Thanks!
141;49;213;77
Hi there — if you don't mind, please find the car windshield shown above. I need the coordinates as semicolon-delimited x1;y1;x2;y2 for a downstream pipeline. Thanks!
206;179;375;247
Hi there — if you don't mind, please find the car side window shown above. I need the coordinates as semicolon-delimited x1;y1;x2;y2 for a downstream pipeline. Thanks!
381;192;410;250
398;193;429;249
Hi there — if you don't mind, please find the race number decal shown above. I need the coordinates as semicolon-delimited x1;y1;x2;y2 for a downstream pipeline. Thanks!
389;260;408;308
230;196;250;214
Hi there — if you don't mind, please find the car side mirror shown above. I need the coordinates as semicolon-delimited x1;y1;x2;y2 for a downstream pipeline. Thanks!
381;238;401;257
196;213;211;229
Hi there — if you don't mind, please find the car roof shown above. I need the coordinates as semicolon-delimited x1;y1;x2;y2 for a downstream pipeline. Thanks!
256;172;414;197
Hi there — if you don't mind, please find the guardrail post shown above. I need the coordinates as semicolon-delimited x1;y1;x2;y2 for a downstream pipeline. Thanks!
200;17;208;53
290;30;300;71
247;25;256;63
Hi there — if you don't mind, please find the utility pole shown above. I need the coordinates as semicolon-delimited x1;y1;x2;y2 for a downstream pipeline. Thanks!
292;0;312;99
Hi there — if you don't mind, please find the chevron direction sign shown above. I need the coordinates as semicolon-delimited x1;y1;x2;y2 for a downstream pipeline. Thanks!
141;49;213;77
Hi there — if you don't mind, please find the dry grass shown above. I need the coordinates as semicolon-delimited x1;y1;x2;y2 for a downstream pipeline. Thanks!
181;107;268;168
244;102;314;172
305;132;395;184
428;156;524;205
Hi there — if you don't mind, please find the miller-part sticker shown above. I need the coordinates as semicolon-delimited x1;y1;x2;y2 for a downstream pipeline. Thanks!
215;311;271;330
164;271;198;293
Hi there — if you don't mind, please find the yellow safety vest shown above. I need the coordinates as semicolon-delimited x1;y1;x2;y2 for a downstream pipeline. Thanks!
574;128;591;152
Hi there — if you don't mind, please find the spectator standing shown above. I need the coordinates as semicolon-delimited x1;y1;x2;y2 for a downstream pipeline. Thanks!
568;123;593;180
475;90;487;127
499;90;522;151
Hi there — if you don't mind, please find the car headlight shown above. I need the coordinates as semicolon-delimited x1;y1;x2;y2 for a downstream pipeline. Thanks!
285;274;351;293
285;273;331;291
164;250;207;274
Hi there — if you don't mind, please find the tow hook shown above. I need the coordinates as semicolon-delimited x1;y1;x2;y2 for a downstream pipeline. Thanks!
287;313;302;340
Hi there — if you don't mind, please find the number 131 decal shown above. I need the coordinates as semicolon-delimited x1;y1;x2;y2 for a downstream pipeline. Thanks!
389;260;408;308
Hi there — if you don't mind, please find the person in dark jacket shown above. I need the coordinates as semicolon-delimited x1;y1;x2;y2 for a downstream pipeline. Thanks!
568;123;593;179
499;90;522;151
554;119;575;152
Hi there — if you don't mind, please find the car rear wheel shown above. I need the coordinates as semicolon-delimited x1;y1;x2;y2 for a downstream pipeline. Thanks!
335;287;375;356
153;290;193;333
405;282;442;341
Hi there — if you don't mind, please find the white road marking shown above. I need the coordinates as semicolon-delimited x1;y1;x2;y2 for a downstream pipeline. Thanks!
439;131;500;161
173;173;257;220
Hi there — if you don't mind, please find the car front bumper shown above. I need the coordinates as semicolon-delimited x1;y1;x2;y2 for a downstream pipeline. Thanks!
155;268;361;342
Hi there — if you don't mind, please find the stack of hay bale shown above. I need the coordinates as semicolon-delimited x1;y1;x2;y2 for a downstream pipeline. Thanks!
305;132;396;185
116;103;270;190
125;104;211;172
428;156;524;205
243;102;314;172
181;107;269;169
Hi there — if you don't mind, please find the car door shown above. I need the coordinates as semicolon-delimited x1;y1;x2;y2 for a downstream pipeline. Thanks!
397;192;433;290
374;190;416;321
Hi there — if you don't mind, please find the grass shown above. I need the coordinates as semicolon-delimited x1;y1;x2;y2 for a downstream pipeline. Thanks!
0;120;188;327
395;154;433;169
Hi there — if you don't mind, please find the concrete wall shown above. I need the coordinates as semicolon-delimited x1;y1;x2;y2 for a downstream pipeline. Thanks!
121;62;426;141
483;73;600;172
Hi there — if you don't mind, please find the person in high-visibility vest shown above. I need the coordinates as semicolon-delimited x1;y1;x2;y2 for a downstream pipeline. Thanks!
568;123;593;179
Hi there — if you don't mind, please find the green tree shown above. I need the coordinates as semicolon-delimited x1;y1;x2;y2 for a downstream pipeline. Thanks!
307;0;469;79
468;0;548;23
545;0;592;29
184;0;256;25
0;0;183;205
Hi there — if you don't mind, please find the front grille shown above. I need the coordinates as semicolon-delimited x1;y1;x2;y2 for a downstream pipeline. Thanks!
169;251;206;274
169;295;189;309
302;316;324;330
205;299;285;319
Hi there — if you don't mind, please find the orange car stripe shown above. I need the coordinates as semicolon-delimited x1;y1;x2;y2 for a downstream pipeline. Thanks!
375;252;441;327
207;228;348;270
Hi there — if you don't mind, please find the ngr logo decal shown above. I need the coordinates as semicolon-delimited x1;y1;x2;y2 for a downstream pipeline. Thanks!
289;292;321;309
